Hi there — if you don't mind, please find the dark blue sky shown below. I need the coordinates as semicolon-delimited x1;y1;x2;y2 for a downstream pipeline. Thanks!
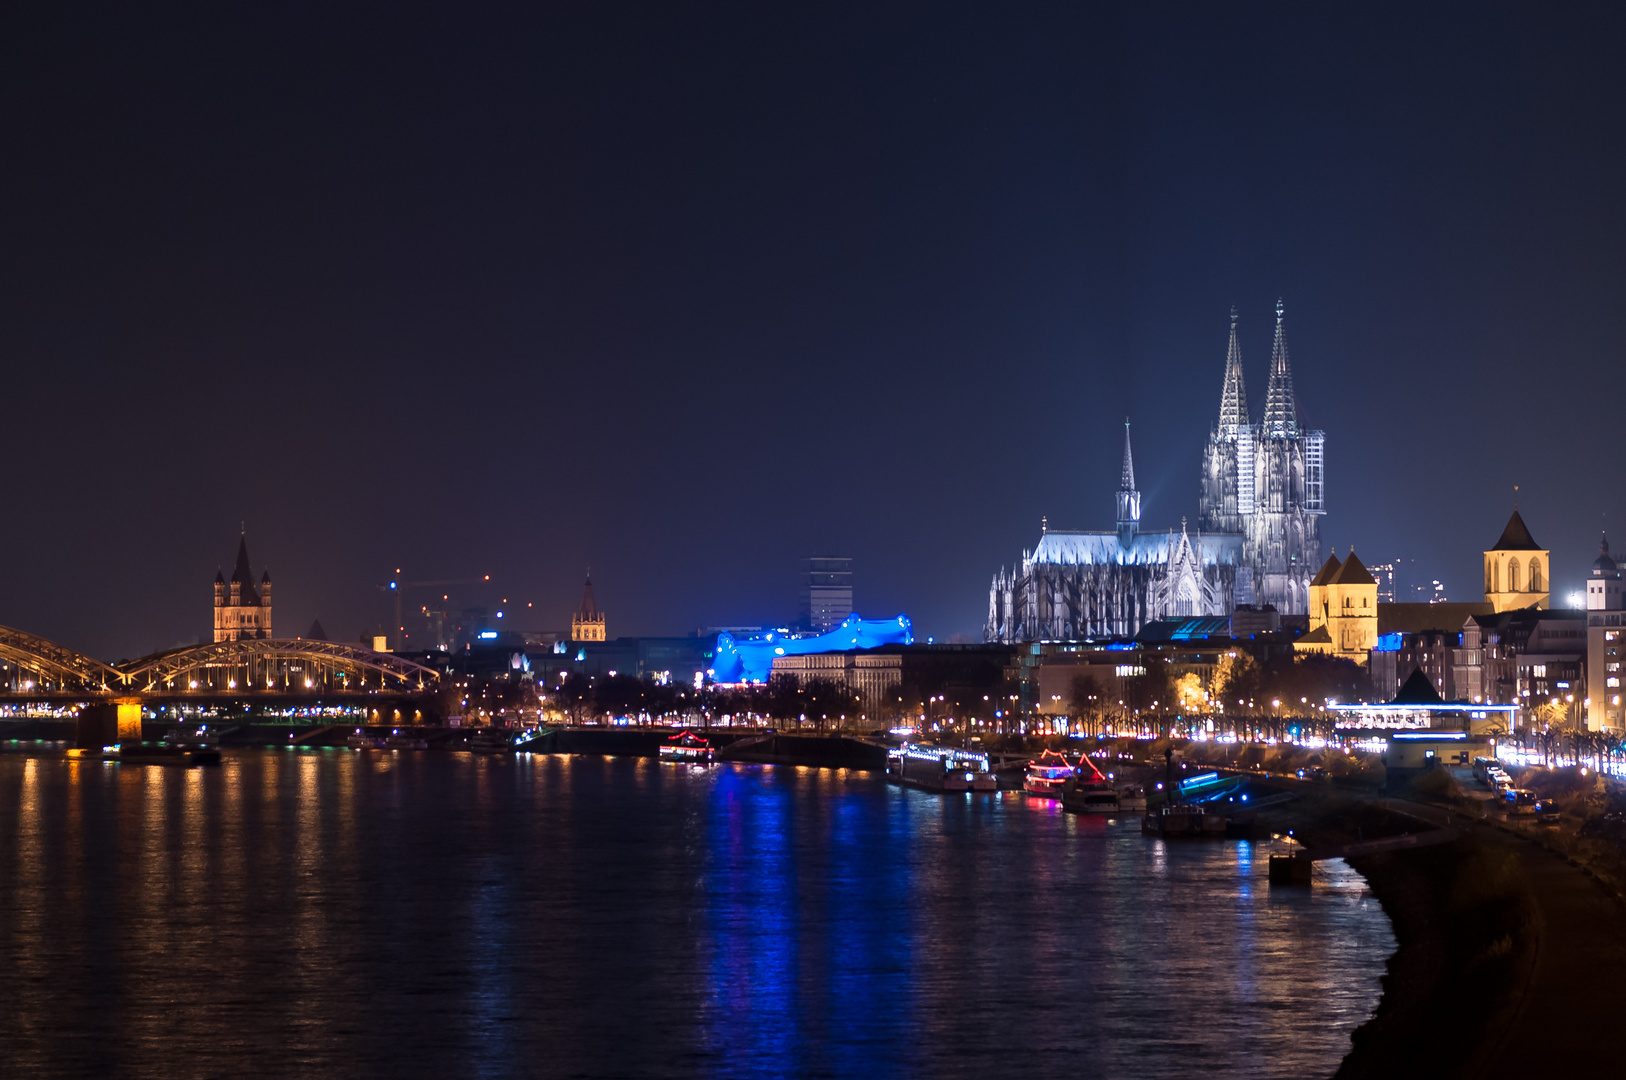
3;3;1623;659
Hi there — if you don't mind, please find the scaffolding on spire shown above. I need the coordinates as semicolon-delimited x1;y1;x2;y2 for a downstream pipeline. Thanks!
1217;305;1249;435
1261;298;1299;439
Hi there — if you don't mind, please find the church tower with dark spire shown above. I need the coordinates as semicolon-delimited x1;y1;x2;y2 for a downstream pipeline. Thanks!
213;533;273;641
571;572;606;642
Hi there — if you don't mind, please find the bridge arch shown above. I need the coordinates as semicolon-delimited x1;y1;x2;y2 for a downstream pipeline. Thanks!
117;639;440;694
0;625;124;693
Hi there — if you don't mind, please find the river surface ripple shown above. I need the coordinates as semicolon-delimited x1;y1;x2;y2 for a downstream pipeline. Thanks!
0;750;1394;1078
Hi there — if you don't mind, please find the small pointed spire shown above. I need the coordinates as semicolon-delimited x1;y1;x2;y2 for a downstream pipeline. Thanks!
1116;419;1141;544
1261;298;1298;438
1041;514;1048;535
1217;306;1248;432
1120;418;1136;491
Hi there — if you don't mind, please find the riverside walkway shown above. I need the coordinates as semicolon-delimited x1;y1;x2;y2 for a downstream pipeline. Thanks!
1381;798;1626;1076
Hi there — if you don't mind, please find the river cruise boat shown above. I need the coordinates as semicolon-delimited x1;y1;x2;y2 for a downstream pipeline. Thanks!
888;743;998;793
106;743;221;767
161;726;218;749
385;732;429;750
659;730;715;765
1117;783;1148;811
1023;750;1075;798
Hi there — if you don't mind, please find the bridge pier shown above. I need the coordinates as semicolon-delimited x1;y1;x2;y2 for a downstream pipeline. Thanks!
76;701;142;749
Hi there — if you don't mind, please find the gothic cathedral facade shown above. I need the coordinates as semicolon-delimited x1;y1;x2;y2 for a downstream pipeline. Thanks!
986;302;1324;643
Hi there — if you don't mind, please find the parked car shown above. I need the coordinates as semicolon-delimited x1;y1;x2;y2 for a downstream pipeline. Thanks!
1504;788;1540;815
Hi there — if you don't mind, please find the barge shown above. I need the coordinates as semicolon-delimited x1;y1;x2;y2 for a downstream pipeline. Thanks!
887;743;998;792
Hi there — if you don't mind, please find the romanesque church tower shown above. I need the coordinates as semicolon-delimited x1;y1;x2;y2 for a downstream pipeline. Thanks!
214;534;273;642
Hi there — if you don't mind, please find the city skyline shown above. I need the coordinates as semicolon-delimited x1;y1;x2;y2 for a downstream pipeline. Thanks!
3;6;1624;659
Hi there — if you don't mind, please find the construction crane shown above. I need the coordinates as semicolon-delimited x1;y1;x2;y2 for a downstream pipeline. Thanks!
377;570;491;651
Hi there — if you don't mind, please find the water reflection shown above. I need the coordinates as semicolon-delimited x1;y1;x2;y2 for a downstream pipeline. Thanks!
0;751;1392;1078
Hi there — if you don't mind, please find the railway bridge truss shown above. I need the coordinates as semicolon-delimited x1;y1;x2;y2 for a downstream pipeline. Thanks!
0;625;439;702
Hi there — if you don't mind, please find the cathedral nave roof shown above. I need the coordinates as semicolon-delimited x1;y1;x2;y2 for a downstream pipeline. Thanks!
1031;528;1244;568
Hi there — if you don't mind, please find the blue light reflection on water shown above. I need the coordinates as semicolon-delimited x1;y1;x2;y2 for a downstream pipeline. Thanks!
0;751;1393;1079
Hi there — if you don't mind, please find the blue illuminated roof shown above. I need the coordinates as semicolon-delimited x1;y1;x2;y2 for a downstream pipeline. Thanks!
711;613;913;683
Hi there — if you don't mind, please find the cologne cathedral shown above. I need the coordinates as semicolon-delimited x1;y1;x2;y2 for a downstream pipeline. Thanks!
985;301;1325;642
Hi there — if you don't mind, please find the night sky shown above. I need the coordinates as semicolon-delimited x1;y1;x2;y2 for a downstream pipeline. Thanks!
4;3;1624;660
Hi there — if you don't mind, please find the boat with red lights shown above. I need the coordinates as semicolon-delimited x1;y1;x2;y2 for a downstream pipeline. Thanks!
1023;750;1075;798
658;730;715;765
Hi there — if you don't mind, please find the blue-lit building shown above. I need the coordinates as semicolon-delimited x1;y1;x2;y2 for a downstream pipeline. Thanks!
711;614;913;684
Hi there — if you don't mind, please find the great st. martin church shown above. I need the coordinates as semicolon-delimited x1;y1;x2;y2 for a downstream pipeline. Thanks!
985;301;1325;642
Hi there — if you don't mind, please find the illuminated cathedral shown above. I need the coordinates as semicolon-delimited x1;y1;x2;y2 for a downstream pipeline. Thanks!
985;301;1325;642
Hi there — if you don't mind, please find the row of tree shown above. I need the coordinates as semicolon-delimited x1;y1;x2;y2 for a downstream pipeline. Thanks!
1069;652;1369;722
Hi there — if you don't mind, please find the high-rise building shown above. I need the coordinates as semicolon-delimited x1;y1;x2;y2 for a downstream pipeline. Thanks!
213;535;272;642
800;557;853;633
571;574;606;642
986;302;1324;642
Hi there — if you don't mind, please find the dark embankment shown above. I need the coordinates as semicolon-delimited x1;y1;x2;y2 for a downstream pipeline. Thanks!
0;719;76;741
1264;795;1540;1080
718;733;887;770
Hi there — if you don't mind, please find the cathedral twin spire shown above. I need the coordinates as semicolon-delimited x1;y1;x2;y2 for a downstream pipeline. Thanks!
1216;306;1249;434
1217;300;1299;439
1260;299;1299;438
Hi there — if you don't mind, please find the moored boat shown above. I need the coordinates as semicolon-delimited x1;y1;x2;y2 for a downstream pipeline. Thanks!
468;730;513;754
890;742;998;792
106;742;221;767
385;732;429;750
1023;749;1075;798
1142;802;1228;837
1117;783;1148;811
1062;780;1122;814
161;726;218;749
658;730;715;765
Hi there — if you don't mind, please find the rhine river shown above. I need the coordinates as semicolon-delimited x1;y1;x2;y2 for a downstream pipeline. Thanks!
0;750;1394;1078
